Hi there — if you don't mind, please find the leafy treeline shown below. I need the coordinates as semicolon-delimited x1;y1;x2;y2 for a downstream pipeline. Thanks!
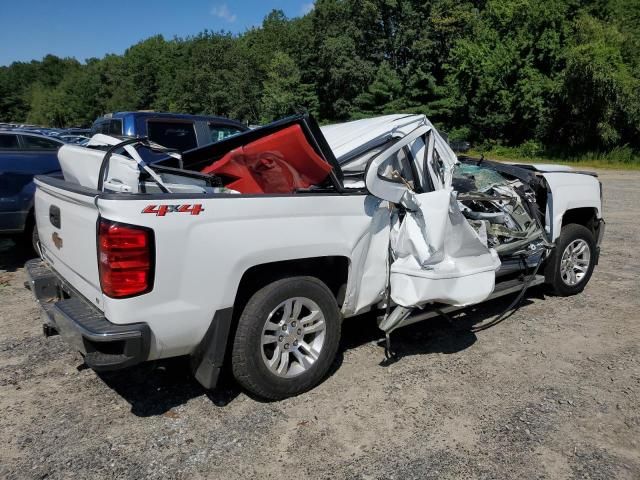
1;0;639;154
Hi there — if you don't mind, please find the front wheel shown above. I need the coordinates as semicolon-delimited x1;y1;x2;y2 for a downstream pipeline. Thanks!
231;276;341;400
546;223;597;296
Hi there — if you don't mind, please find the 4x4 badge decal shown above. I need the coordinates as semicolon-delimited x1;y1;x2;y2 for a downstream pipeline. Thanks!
142;204;205;216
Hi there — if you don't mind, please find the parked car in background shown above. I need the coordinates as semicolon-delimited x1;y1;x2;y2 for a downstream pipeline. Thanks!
13;127;64;138
59;135;90;145
61;128;91;137
91;112;247;151
0;131;63;250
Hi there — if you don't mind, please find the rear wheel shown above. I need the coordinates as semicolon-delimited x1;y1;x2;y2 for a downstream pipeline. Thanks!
231;276;341;400
27;221;39;254
12;218;39;254
546;223;596;296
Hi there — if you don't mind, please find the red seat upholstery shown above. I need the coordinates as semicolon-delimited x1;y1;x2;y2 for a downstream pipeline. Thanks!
201;124;333;194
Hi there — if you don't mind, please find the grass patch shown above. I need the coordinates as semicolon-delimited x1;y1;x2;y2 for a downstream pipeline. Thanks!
468;144;640;170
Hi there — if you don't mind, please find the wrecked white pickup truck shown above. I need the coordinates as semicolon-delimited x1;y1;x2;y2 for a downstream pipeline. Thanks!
25;114;604;399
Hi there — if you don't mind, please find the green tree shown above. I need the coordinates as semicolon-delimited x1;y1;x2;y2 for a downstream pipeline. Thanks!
554;14;640;149
261;51;318;122
355;61;404;115
446;0;572;144
0;0;638;158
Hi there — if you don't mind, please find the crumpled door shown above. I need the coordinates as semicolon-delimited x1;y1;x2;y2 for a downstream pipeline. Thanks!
389;188;500;307
364;123;500;309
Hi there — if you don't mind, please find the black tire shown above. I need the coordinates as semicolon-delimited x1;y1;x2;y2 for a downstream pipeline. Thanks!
231;276;341;400
28;221;39;254
545;223;597;296
12;218;38;255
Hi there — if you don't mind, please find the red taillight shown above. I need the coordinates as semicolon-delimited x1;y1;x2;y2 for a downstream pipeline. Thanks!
98;219;154;298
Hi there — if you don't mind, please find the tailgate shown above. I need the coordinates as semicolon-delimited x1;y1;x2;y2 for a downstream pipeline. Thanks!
34;177;104;311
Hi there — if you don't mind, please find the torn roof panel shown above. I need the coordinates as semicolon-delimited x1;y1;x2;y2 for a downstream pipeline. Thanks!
320;114;428;163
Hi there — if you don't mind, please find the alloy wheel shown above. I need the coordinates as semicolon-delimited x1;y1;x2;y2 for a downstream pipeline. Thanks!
560;239;591;286
260;297;326;378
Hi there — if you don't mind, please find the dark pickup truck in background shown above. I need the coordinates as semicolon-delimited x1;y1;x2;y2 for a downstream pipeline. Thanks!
91;111;248;151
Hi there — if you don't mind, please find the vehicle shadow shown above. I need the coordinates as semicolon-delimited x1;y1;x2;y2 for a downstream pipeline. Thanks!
96;287;545;416
341;288;544;367
0;238;34;273
97;348;346;415
97;357;243;416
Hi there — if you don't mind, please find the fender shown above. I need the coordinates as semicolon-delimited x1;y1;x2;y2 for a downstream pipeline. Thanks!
543;172;602;241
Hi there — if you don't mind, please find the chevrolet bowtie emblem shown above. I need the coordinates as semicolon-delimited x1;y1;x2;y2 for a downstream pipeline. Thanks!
52;232;63;250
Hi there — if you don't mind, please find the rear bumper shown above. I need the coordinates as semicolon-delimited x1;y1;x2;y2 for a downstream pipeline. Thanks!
25;258;151;371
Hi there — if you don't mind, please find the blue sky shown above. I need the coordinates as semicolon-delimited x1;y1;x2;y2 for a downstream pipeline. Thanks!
0;0;314;66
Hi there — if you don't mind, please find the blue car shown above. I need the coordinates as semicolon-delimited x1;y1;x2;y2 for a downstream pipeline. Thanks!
91;112;247;151
0;131;63;250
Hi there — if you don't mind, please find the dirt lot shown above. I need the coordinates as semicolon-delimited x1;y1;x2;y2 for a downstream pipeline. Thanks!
0;169;638;479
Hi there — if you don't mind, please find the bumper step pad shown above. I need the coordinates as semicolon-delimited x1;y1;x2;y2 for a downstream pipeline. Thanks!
25;258;150;371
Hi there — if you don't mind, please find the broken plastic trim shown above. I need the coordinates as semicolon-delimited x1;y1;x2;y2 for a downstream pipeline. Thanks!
97;137;176;194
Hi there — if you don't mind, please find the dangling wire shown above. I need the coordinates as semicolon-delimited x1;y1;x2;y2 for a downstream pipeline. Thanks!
470;252;547;332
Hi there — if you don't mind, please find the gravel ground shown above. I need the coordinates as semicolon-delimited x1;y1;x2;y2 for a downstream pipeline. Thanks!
0;169;639;479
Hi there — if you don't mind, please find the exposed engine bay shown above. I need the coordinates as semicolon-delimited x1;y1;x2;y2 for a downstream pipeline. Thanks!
452;159;551;278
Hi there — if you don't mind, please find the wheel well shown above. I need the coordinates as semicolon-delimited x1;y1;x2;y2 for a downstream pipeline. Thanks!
233;256;349;319
562;207;598;234
217;256;349;369
25;208;35;226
